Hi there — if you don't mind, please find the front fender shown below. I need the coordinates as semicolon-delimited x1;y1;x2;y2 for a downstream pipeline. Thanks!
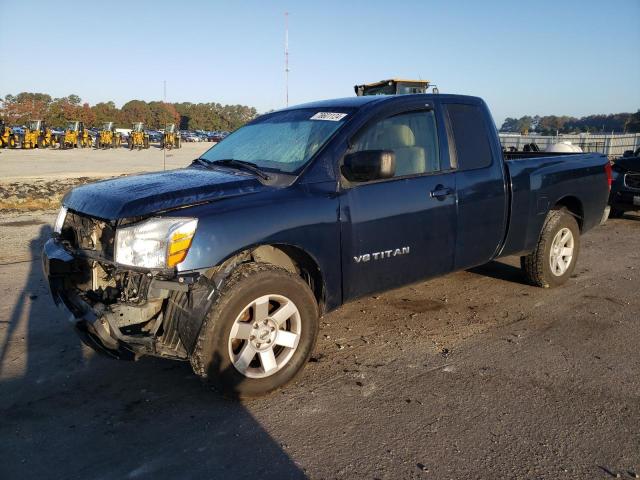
171;182;343;311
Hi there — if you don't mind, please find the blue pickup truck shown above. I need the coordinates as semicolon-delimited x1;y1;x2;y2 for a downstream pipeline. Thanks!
43;93;611;397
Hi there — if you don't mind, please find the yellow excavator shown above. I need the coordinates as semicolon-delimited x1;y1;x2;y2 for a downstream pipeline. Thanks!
160;123;181;149
96;122;122;149
60;121;92;149
127;122;149;150
17;120;53;149
0;119;18;148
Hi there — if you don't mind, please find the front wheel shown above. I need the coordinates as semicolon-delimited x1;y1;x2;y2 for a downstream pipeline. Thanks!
521;208;580;288
191;263;319;398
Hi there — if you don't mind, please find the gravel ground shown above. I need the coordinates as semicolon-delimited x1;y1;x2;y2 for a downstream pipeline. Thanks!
0;207;638;479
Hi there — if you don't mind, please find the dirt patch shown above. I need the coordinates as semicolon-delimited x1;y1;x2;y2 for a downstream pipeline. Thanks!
386;297;447;313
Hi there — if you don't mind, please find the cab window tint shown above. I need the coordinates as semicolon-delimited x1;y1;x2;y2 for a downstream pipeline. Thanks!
350;110;440;177
444;104;493;170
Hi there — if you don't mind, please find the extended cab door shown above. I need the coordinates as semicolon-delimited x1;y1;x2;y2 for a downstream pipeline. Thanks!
339;106;457;300
441;101;509;270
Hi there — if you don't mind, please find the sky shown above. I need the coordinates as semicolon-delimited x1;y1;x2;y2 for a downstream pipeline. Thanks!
0;0;639;125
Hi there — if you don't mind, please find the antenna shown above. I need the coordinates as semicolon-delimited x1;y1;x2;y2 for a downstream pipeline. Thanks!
284;12;290;107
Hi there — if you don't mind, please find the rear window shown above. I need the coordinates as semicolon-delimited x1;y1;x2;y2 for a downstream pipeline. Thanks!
444;103;493;170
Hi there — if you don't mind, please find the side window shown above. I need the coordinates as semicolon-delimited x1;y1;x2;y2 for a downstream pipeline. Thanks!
350;110;440;178
444;104;493;170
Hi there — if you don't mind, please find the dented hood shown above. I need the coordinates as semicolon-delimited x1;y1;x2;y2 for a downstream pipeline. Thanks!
62;167;266;220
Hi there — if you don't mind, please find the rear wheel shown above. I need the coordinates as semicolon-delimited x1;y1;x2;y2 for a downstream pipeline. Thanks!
191;263;319;398
521;209;580;288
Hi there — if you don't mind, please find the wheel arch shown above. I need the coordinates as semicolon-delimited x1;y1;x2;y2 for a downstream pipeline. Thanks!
553;195;584;230
210;243;327;313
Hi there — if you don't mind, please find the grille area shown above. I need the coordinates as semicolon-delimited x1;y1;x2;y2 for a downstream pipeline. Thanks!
624;173;640;190
60;211;115;259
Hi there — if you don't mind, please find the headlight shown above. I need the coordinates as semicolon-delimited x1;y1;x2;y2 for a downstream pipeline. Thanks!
54;206;68;233
115;217;198;268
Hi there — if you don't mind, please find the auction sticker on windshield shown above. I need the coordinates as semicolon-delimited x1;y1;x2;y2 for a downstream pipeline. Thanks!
310;112;348;121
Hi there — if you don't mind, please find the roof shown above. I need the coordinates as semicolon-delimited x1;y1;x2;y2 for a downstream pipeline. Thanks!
279;93;482;112
279;95;387;111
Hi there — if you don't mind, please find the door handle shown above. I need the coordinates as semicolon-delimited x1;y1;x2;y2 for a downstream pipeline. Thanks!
429;185;453;200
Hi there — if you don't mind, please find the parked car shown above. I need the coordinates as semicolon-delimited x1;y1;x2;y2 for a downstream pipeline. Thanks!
146;130;163;143
43;93;610;398
609;152;640;217
208;132;226;142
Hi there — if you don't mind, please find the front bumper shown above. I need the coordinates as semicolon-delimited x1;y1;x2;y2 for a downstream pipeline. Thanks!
42;238;179;360
610;188;640;212
43;238;140;359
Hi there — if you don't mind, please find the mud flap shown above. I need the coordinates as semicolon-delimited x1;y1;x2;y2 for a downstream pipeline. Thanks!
174;276;217;354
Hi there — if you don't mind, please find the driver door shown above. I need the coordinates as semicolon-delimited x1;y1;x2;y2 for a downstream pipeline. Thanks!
339;107;457;300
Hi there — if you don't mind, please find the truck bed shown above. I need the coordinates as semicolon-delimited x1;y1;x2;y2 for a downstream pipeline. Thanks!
499;152;609;258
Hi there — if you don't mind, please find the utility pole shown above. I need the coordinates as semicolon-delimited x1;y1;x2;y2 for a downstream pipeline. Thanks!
163;80;167;171
284;12;290;107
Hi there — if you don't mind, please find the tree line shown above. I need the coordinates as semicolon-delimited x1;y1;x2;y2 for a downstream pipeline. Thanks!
500;111;640;135
0;92;259;131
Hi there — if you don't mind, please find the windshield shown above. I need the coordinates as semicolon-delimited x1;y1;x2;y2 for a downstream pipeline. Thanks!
67;122;77;131
199;108;352;173
102;122;113;130
133;123;143;132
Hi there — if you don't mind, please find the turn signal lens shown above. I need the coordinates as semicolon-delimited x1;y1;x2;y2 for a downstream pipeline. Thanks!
167;221;198;267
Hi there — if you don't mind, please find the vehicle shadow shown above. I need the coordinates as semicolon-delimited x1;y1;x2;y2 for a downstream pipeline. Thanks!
615;213;640;222
467;259;529;285
0;226;306;480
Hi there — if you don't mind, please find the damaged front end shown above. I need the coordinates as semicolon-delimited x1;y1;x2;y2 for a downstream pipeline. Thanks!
42;210;216;361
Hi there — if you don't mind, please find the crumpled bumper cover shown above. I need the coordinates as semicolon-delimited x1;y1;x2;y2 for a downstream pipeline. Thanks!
42;238;136;360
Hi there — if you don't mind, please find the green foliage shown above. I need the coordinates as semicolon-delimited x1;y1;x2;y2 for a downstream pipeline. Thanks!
627;110;640;133
173;102;258;131
0;92;258;130
500;112;640;134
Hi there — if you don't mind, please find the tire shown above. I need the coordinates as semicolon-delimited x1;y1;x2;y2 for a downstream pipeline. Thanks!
191;263;319;398
609;208;624;219
520;208;580;288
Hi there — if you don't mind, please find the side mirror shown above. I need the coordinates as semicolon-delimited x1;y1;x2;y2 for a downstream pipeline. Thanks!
341;150;396;183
